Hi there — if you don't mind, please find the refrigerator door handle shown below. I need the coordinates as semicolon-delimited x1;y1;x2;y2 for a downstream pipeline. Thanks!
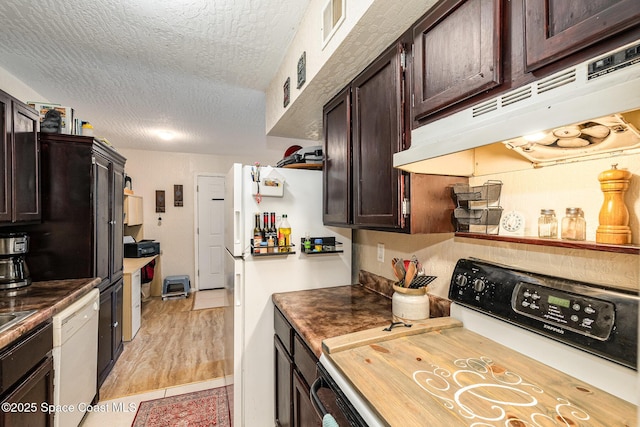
234;210;241;246
235;272;242;307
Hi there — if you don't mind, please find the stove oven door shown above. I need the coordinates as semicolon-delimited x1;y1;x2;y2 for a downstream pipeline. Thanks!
311;362;369;427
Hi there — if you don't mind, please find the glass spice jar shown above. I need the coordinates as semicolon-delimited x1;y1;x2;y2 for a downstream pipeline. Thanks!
561;207;586;241
538;209;558;238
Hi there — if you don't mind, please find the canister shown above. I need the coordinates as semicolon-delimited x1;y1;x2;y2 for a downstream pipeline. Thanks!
561;208;586;241
538;209;558;238
392;284;429;322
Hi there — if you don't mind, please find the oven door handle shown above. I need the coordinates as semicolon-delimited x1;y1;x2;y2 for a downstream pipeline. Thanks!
310;377;342;426
310;377;329;417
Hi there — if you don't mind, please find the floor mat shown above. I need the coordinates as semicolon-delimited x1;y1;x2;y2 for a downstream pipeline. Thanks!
131;387;230;427
192;289;229;310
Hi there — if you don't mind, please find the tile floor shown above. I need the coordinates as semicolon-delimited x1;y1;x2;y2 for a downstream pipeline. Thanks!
192;288;229;310
80;376;231;426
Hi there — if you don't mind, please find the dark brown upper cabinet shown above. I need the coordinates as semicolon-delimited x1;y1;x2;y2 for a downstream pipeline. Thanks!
323;39;467;233
351;42;405;229
322;86;351;227
0;90;40;225
412;0;502;124
523;0;640;71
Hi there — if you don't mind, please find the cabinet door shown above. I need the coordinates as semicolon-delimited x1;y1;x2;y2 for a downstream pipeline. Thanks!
0;93;10;223
131;270;141;338
112;278;124;362
524;0;640;71
413;0;502;122
111;161;125;279
292;370;321;427
351;43;404;229
11;101;40;222
274;336;293;427
322;86;351;227
94;154;110;284
97;287;113;386
0;357;53;427
125;195;144;226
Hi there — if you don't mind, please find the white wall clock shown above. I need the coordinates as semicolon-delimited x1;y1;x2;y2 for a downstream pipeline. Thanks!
500;210;526;236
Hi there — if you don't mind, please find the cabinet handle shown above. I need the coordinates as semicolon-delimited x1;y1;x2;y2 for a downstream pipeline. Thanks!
113;321;119;328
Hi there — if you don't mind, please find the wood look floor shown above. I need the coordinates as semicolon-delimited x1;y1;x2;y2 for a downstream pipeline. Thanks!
98;296;227;401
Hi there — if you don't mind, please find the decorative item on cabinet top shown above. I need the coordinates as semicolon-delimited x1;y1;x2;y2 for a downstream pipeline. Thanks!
28;102;74;134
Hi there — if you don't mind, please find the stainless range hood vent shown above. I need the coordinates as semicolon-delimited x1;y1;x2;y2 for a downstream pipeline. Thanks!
537;68;577;94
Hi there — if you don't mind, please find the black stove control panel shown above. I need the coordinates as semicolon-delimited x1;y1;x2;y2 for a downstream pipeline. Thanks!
449;258;638;369
512;282;614;341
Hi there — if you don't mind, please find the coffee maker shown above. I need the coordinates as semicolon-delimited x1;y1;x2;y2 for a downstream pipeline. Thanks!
0;233;31;290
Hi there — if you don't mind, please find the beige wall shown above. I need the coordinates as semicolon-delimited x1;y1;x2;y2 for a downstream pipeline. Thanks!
119;147;306;288
355;153;640;298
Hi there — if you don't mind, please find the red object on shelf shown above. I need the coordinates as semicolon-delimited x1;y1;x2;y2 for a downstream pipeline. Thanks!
284;145;302;157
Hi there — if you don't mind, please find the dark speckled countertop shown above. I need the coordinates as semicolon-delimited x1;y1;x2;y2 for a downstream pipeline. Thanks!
272;271;452;358
273;284;393;357
0;277;101;349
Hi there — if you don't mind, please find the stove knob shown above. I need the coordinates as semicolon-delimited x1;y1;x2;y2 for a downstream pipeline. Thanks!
455;274;468;287
473;279;486;292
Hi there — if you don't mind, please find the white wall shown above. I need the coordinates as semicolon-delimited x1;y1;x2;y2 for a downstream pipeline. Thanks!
118;146;314;288
0;65;47;103
356;153;640;298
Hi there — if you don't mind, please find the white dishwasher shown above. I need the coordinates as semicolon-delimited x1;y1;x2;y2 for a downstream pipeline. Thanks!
53;288;100;427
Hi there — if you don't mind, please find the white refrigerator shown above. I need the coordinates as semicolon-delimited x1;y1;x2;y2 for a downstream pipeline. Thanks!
223;163;352;426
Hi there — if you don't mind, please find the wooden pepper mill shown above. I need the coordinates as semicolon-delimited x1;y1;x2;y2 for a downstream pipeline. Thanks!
596;164;632;244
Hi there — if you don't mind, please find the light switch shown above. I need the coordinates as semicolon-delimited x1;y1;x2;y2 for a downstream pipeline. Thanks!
377;243;384;262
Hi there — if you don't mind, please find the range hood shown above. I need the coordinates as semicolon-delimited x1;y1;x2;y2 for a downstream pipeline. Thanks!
394;39;640;176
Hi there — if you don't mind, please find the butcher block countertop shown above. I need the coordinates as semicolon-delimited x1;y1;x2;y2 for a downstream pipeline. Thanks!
323;318;637;426
0;277;100;349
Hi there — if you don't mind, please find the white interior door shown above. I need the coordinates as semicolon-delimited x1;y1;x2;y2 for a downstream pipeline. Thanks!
197;175;225;290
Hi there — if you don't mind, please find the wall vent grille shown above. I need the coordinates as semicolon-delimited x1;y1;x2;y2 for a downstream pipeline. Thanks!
537;68;577;94
501;86;532;107
472;100;498;117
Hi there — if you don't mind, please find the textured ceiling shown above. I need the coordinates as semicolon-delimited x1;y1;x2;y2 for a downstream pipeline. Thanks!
0;0;311;155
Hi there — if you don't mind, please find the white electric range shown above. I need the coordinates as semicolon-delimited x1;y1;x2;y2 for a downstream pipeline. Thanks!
316;258;638;426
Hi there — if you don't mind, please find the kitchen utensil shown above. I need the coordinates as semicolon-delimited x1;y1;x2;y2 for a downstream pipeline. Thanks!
391;258;402;281
404;262;417;288
596;164;632;244
408;275;437;289
393;259;406;283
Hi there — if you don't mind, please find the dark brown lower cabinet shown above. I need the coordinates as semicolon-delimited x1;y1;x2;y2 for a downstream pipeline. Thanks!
274;336;293;427
0;357;53;427
0;323;54;427
98;279;124;388
293;370;319;427
274;308;321;427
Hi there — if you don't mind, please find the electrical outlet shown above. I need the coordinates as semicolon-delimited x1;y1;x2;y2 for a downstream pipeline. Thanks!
377;243;384;262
